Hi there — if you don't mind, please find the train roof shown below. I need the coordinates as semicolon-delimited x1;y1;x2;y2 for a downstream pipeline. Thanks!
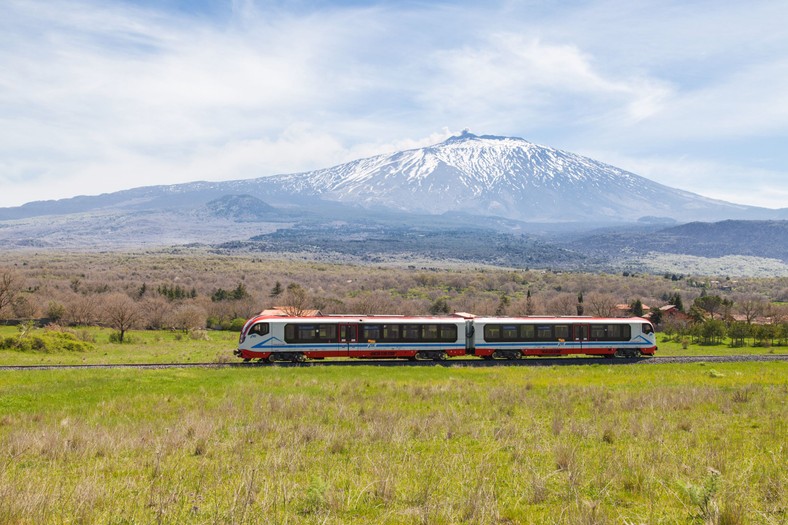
247;314;469;324
245;314;651;324
473;316;651;323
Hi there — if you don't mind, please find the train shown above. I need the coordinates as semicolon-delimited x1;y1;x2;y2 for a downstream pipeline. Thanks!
235;313;657;362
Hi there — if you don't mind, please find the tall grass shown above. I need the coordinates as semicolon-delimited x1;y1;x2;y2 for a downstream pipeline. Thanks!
0;363;785;523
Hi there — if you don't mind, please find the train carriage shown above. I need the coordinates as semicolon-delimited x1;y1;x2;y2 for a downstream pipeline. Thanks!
236;314;656;362
471;316;656;359
236;315;469;362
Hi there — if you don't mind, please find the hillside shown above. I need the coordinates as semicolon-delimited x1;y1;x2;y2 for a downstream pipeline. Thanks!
571;220;788;262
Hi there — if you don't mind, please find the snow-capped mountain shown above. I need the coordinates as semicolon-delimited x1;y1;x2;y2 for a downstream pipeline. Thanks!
1;131;782;225
249;131;769;223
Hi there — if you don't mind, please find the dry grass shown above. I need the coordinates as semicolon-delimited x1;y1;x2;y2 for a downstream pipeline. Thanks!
0;362;785;523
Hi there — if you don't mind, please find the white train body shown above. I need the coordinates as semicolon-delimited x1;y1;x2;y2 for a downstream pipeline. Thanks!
236;314;656;362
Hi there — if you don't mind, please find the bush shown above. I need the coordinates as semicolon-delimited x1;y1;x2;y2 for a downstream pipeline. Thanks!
109;331;137;344
229;317;246;331
0;331;93;353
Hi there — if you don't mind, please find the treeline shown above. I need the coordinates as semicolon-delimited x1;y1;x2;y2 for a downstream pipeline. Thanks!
1;253;787;344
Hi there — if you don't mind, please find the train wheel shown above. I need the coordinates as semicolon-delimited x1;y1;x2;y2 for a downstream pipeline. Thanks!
243;358;251;362
266;354;276;363
432;352;448;361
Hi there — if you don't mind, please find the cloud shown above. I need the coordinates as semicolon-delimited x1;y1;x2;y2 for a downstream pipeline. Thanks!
0;0;786;209
580;150;788;210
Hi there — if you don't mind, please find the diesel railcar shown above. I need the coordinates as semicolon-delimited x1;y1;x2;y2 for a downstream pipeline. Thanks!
236;314;656;362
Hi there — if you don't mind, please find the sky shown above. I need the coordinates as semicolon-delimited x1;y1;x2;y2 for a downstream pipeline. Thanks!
1;0;787;209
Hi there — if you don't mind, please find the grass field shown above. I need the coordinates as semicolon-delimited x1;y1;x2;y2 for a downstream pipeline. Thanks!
0;362;786;524
0;325;784;367
0;326;239;366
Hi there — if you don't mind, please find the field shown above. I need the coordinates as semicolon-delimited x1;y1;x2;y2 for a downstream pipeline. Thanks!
0;325;785;366
1;361;786;524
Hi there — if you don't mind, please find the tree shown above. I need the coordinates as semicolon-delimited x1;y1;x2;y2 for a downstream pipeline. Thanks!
168;304;207;332
649;307;663;327
547;293;576;316
103;293;140;343
631;299;644;317
0;270;19;319
576;292;584;316
494;293;510;316
270;281;283;298
429;298;451;315
141;297;171;329
700;319;726;345
668;292;684;312
736;296;765;324
728;321;750;348
586;293;618;317
693;294;731;320
65;294;100;326
525;289;535;316
281;284;311;317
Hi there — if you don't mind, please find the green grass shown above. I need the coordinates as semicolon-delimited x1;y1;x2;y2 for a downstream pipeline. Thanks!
0;363;786;524
0;326;238;365
655;335;787;357
0;326;784;367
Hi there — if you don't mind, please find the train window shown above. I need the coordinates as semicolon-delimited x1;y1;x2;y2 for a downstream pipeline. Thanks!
422;324;439;341
520;324;535;340
250;323;269;336
642;323;654;335
554;325;569;340
484;325;501;341
402;324;420;341
502;325;518;340
285;323;336;343
589;324;631;341
621;325;632;340
319;324;337;340
383;324;400;341
362;325;381;342
536;325;553;340
439;324;458;341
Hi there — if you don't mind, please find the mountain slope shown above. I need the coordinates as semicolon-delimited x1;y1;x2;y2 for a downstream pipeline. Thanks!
249;132;776;223
571;220;788;262
0;132;783;226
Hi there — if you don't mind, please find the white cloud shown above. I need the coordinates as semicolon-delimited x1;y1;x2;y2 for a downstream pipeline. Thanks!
0;0;786;209
580;150;788;210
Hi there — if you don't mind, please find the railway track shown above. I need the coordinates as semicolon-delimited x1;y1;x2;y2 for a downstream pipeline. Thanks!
1;353;786;371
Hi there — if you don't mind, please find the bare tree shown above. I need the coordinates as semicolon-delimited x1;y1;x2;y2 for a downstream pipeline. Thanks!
280;284;311;316
586;293;619;317
141;297;171;329
168;304;207;332
103;293;141;343
65;294;100;326
736;295;765;324
546;293;577;316
12;294;38;318
0;270;19;319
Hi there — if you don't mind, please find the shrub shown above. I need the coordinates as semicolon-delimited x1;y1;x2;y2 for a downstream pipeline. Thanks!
0;331;93;353
228;317;246;331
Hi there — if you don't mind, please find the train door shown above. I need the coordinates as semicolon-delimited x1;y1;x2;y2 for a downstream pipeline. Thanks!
573;324;589;352
338;324;358;356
